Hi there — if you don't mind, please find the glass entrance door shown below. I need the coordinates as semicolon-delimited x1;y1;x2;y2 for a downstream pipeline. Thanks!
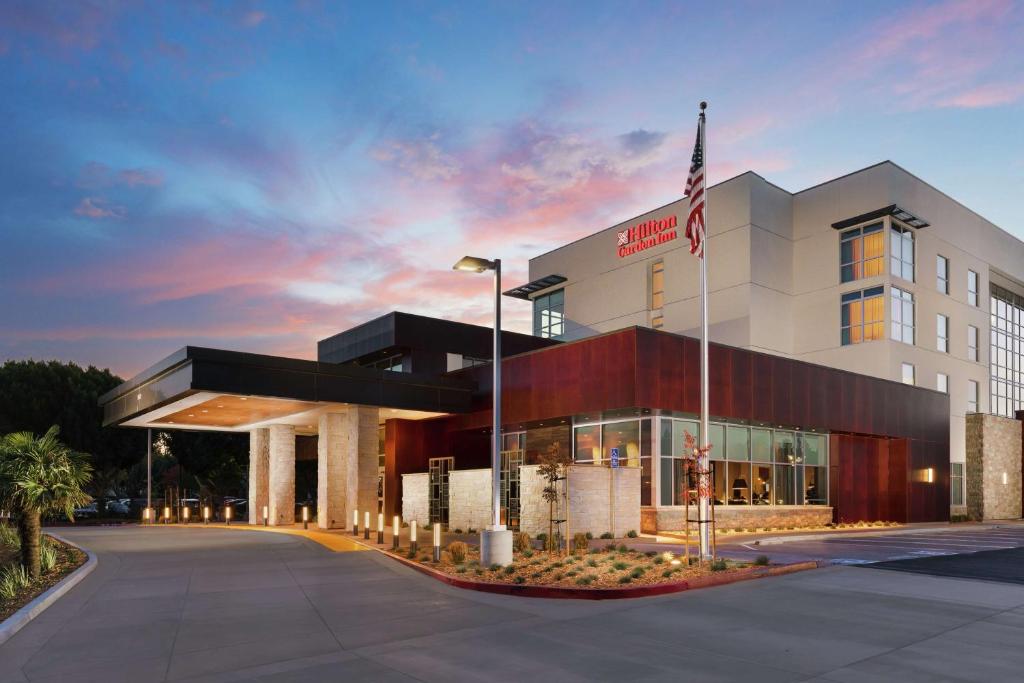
428;457;453;526
500;449;524;531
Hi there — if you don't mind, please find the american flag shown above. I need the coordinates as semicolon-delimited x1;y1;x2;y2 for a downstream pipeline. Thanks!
684;116;705;258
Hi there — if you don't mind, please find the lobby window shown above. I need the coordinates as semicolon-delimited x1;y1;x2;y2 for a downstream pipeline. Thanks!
839;223;883;283
901;362;915;386
890;224;914;282
575;418;652;506
533;288;565;339
968;270;979;306
937;372;948;393
951;463;964;506
968;325;979;362
937;255;949;294
937;314;949;353
841;286;884;345
651;260;664;310
991;285;1024;417
968;380;979;413
890;287;915;345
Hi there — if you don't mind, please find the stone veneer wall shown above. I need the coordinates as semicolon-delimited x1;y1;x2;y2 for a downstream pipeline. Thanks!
966;413;1022;521
353;406;380;527
448;468;492;532
654;505;832;531
268;424;296;525
518;465;641;538
247;428;269;525
401;473;429;526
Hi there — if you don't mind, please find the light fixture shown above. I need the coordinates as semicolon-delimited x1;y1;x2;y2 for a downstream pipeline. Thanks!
670;559;682;566
225;505;232;524
410;520;418;553
1003;472;1008;486
203;505;210;524
136;393;142;401
377;512;385;544
452;255;497;273
240;397;248;401
163;506;171;524
433;522;441;562
142;507;151;523
353;509;359;536
188;414;194;417
924;468;935;484
182;506;190;523
364;511;370;540
262;505;269;526
302;505;309;529
393;515;400;550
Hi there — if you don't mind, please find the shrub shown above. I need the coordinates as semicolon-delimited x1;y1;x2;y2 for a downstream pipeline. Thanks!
753;555;770;566
456;567;467;574
514;532;532;553
585;531;594;540
474;568;484;576
0;564;31;600
662;569;673;578
446;541;468;564
514;576;526;584
572;532;589;553
406;549;416;559
39;538;58;573
531;571;544;579
467;527;477;535
604;542;617;552
618;576;632;584
489;563;501;572
536;532;548;543
587;559;598;568
453;528;463;534
612;561;629;571
503;565;516;575
575;576;594;586
644;550;657;557
626;530;638;538
523;550;534;558
711;559;727;572
617;544;628;553
599;531;614;539
630;567;645;579
566;569;578;577
0;524;19;550
653;556;664;565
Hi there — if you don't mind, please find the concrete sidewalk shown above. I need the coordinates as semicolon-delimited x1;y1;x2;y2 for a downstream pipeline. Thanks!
3;525;1024;682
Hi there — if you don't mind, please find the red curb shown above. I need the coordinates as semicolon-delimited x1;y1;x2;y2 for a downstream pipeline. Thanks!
377;549;824;600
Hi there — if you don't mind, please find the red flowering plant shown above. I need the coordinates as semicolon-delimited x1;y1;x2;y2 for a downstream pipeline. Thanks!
682;430;714;502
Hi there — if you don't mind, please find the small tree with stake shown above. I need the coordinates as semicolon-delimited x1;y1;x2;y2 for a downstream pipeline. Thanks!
537;441;571;554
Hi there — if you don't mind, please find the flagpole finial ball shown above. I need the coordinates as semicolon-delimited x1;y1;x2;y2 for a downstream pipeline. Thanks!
699;101;707;110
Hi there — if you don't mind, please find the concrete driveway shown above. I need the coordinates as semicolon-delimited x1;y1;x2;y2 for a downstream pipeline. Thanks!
2;526;1024;682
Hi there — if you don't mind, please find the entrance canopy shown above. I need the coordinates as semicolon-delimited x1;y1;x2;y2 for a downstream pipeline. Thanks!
100;346;474;433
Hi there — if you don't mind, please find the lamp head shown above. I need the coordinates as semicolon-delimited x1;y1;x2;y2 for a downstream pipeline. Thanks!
452;255;496;273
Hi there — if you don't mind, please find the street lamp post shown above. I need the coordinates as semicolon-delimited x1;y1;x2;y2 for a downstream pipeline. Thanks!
453;255;513;566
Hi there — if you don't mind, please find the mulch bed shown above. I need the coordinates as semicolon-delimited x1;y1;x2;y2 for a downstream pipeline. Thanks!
0;536;87;622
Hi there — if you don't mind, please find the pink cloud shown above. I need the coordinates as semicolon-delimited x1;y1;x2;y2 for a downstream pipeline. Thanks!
76;162;163;189
73;197;125;219
241;10;267;27
118;168;164;186
938;82;1024;108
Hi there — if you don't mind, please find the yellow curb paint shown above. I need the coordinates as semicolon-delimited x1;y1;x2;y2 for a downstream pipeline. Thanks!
160;523;368;552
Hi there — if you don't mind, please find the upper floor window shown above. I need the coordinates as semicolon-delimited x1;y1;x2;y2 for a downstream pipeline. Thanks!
651;260;664;310
937;314;949;353
890;224;914;282
533;288;565;339
967;380;979;413
901;362;915;386
937;255;949;294
968;325;979;362
968;270;979;306
840;223;883;283
841;286;884;346
937;372;948;393
891;286;915;345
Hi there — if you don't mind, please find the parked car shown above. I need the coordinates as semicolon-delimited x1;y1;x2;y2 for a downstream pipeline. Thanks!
105;499;130;516
73;502;98;519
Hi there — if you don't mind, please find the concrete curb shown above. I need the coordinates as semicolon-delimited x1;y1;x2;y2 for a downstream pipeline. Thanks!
0;533;96;646
751;523;1020;546
379;548;823;600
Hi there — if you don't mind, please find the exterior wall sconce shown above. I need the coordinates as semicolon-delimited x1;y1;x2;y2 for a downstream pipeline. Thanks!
410;521;418;554
433;522;441;562
924;468;935;484
262;505;269;526
225;505;232;525
364;511;370;540
353;509;359;536
1003;472;1009;486
203;505;210;524
302;505;309;530
377;512;385;544
392;515;400;550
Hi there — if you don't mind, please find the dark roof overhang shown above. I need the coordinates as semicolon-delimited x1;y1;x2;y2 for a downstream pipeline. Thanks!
831;204;930;230
502;274;567;300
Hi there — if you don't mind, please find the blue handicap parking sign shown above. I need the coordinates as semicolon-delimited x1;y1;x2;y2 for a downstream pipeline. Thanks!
610;447;619;468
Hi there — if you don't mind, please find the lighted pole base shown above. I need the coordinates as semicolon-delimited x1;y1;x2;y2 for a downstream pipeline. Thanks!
479;525;513;567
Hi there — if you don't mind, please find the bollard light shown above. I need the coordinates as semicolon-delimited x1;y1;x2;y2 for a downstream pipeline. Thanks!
263;505;269;526
410;521;418;554
432;522;441;562
183;507;190;524
302;505;309;530
364;511;370;540
392;515;400;550
225;505;232;525
163;506;171;524
203;505;210;524
353;509;359;536
377;512;385;544
142;507;151;524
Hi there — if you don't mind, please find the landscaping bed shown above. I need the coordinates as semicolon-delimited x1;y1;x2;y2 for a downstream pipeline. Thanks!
1;532;87;622
399;538;771;591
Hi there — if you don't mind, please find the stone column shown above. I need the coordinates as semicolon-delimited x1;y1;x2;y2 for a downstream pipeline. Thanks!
248;428;270;525
354;407;380;525
317;412;346;529
268;424;296;525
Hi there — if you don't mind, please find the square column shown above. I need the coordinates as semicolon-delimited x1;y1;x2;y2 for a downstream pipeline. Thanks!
268;424;296;525
317;412;347;529
354;407;380;522
248;428;270;525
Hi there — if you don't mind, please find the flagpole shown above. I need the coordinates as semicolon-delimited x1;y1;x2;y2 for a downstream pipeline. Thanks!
697;101;712;561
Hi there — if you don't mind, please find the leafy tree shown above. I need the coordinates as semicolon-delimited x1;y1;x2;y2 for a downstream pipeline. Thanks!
0;426;93;577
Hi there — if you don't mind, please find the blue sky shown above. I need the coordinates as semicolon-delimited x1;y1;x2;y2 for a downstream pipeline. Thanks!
2;0;1022;377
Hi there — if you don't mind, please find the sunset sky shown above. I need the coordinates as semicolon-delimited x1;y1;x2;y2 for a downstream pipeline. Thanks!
2;1;1023;379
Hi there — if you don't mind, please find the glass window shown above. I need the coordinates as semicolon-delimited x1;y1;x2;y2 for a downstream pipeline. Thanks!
840;223;884;283
797;433;825;465
727;426;750;461
772;465;796;505
890;224;915;282
968;380;979;413
751;429;772;462
937;314;948;353
708;423;725;460
937;255;949;294
533;288;565;339
841;286;884;345
891;286;915;344
951;463;964;506
803;466;827;505
752;463;772;505
990;285;1024;417
902;362;915;386
651;260;664;310
937;373;948;393
712;461;726;506
573;425;600;463
727;462;751;504
602;421;640;467
968;270;979;306
968;325;979;362
672;419;699;457
773;431;796;463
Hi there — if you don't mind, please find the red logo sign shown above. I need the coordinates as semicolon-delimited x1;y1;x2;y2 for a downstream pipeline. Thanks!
616;214;678;258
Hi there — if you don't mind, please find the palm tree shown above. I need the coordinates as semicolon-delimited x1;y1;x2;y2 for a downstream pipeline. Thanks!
0;426;93;578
